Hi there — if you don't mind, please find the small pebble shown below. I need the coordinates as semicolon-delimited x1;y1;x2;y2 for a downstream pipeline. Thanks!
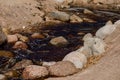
31;33;45;39
12;41;28;49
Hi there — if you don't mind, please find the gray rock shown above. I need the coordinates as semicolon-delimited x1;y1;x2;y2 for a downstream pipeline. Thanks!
0;27;7;45
22;65;49;79
50;36;69;47
47;11;70;22
49;61;78;77
63;51;87;69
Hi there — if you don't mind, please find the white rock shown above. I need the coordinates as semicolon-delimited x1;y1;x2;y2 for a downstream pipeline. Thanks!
114;20;120;27
83;33;94;48
76;46;93;58
106;20;113;25
84;37;95;48
92;38;106;56
83;34;106;56
83;33;93;41
95;22;116;39
63;51;87;69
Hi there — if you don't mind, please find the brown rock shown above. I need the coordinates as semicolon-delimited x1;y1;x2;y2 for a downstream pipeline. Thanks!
31;33;45;39
4;70;18;78
12;41;28;49
7;35;18;43
0;27;7;45
50;36;69;47
23;65;49;79
15;34;29;42
83;18;96;22
12;59;33;70
0;51;14;58
49;61;78;77
70;15;83;23
83;9;94;14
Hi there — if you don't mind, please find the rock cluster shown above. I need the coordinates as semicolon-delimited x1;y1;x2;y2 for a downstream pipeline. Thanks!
63;20;119;69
